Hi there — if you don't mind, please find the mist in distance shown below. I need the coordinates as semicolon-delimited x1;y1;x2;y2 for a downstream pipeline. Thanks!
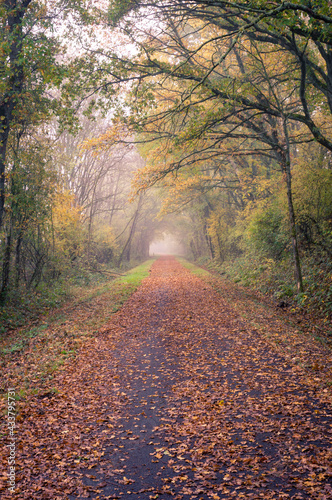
149;233;186;256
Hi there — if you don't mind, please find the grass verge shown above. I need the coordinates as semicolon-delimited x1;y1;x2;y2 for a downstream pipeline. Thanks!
0;259;155;406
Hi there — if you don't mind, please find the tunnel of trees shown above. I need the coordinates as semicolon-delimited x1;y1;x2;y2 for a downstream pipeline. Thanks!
0;1;331;321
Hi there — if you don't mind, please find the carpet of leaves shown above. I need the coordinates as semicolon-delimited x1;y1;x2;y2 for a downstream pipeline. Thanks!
1;257;331;499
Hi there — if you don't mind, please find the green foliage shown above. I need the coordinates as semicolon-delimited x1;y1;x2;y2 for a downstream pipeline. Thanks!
296;255;332;318
0;279;67;332
292;149;332;253
246;202;289;261
107;0;137;26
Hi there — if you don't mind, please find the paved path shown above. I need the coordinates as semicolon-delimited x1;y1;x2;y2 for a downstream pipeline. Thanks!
7;257;332;499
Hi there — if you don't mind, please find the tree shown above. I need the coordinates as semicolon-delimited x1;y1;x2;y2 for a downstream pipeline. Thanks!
0;0;103;229
0;1;116;302
102;1;331;149
0;129;58;302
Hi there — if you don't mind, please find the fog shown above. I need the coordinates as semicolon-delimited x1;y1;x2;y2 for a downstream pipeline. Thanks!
149;233;186;256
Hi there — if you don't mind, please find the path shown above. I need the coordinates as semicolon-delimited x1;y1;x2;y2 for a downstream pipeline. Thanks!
2;257;332;499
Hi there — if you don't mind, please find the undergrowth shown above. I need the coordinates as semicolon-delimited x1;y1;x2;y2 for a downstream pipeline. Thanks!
0;260;149;334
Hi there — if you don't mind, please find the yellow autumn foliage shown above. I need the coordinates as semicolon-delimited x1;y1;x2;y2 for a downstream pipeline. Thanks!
52;191;85;263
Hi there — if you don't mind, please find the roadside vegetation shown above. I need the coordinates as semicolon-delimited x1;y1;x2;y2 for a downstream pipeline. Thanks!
0;259;154;407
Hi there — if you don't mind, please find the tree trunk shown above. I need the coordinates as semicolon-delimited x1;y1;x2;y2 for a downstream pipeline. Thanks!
14;232;22;288
0;1;30;228
0;127;10;230
204;225;214;259
109;170;121;226
190;239;198;260
117;193;143;266
0;221;13;305
282;118;304;294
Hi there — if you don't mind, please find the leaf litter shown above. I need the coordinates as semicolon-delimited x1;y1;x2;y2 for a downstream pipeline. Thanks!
1;256;331;499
